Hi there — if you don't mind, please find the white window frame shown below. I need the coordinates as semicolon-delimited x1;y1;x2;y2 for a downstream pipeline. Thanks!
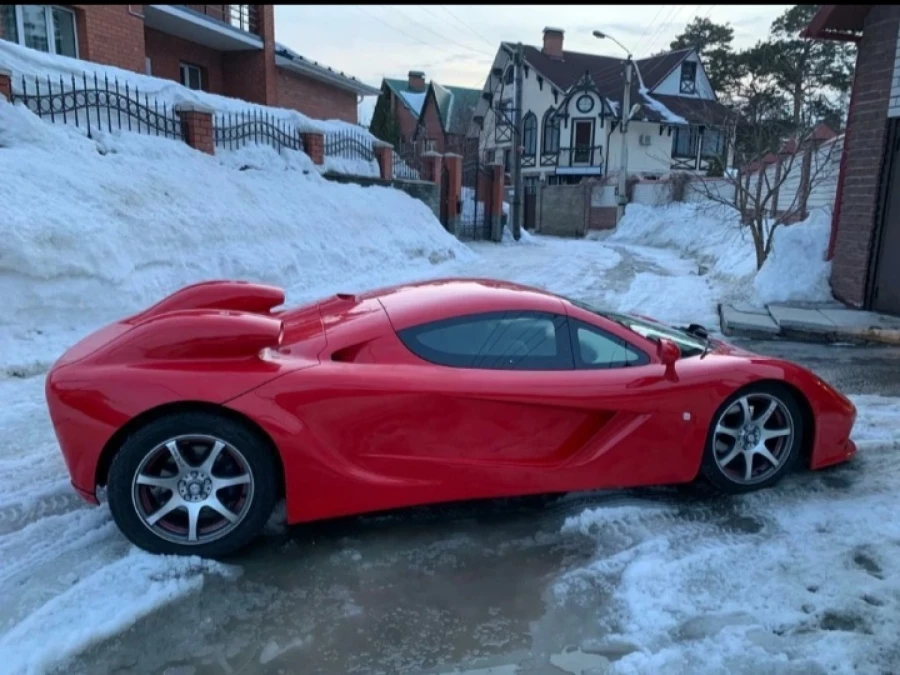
179;62;204;91
9;5;79;58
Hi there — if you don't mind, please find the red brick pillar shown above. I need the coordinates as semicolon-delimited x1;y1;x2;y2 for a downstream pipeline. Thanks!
175;103;215;155
490;163;505;241
0;68;11;102
301;132;325;165
443;152;462;234
420;151;442;183
374;141;393;180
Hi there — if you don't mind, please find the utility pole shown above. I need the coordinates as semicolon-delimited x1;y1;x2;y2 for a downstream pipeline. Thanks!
616;56;633;225
512;41;524;241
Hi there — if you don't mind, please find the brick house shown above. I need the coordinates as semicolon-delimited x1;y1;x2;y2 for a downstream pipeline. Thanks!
803;5;900;316
371;70;481;152
0;4;378;122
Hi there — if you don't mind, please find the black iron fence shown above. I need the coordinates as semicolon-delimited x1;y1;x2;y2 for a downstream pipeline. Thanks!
11;73;184;141
392;149;420;180
213;110;303;153
324;130;374;163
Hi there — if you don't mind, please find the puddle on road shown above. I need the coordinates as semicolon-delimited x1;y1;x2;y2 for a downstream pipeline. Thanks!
67;496;606;675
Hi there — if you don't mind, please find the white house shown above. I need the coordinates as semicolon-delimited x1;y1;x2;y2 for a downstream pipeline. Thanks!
473;28;736;186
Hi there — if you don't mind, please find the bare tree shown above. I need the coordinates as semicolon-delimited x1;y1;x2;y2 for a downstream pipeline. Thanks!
691;116;841;270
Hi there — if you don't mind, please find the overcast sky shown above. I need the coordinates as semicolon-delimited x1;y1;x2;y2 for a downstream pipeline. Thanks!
274;4;792;125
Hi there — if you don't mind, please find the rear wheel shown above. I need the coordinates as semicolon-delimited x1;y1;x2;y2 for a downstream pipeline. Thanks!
107;411;279;557
699;383;803;494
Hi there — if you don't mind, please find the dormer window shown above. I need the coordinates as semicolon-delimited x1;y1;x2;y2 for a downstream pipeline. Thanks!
680;61;697;95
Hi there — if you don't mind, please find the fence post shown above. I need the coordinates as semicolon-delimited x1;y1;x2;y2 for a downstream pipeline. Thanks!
420;150;442;183
175;102;215;155
0;68;11;102
490;163;505;241
300;132;324;165
373;141;393;180
443;153;462;234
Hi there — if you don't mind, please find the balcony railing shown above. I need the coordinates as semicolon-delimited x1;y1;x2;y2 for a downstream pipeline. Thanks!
559;145;603;168
181;5;261;36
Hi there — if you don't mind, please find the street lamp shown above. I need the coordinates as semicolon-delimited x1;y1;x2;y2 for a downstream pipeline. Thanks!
593;30;643;225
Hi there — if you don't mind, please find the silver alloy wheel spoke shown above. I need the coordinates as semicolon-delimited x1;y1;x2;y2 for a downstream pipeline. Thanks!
756;400;777;425
132;434;255;546
738;397;752;425
213;474;251;490
715;424;739;438
754;444;780;467
743;453;754;481
147;496;184;525
762;427;791;440
166;440;190;471
718;445;743;466
136;474;179;491
201;440;225;474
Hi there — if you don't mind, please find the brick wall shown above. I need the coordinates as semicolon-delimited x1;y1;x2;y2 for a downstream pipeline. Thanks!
418;90;446;151
70;5;146;73
144;28;224;94
222;5;276;105
831;5;900;307
393;95;420;142
276;69;357;123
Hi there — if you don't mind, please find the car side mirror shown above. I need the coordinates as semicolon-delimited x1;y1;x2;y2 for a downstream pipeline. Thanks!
657;338;681;366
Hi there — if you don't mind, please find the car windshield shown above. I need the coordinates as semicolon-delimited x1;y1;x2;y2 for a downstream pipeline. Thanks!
565;298;707;357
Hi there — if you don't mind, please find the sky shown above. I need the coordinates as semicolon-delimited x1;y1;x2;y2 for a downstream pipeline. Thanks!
273;4;793;126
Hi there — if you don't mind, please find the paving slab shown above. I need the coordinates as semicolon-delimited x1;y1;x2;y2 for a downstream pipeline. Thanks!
818;308;900;331
719;304;780;335
767;305;836;333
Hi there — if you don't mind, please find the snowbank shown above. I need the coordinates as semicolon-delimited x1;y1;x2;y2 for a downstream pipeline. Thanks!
754;209;833;304
0;40;371;137
605;202;834;308
0;100;471;371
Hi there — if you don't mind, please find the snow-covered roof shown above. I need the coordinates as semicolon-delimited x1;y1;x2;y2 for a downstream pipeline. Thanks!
274;43;380;96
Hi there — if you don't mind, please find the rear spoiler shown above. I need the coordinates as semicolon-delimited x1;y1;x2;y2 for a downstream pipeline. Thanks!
90;281;287;364
126;280;285;324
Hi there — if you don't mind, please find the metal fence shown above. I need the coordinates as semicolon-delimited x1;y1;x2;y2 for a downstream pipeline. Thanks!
392;149;420;180
213;110;303;153
324;130;374;162
11;73;184;140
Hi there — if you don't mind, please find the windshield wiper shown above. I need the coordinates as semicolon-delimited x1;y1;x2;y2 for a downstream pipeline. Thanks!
680;323;713;359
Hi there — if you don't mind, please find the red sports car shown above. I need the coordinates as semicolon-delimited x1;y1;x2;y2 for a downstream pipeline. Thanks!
45;279;857;557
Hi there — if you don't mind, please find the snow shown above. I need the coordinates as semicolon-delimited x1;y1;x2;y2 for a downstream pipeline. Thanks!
320;154;381;178
398;90;427;115
603;202;835;319
0;39;372;137
754;209;833;305
0;100;471;373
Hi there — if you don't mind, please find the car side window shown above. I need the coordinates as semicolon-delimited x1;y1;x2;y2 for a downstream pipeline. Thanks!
570;319;648;369
398;310;574;370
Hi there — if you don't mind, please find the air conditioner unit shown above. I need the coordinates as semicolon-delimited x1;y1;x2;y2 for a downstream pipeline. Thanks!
639;134;652;146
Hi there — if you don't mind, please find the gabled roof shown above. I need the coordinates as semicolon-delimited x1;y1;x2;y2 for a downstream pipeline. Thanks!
514;43;734;127
801;5;870;42
383;76;481;135
429;82;482;135
274;43;380;96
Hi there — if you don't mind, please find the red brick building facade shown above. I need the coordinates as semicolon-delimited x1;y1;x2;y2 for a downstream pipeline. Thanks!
0;4;377;122
804;5;900;316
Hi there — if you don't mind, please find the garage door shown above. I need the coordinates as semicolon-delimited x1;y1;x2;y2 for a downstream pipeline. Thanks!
872;120;900;315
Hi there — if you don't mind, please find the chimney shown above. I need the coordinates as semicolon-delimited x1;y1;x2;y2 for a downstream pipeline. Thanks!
408;70;426;92
542;27;564;59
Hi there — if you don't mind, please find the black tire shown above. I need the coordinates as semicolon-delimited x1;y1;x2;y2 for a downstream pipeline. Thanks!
107;411;279;558
699;382;804;494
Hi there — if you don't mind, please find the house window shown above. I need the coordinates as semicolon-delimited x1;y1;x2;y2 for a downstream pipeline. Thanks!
679;61;697;95
672;126;699;158
180;62;204;91
1;5;78;57
145;57;152;76
572;119;593;164
504;66;514;85
424;139;436;152
522;112;537;156
542;110;560;154
701;127;725;158
503;148;511;172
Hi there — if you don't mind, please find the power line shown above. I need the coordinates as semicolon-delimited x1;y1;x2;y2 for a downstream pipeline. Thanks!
351;5;461;57
637;6;667;45
646;4;694;55
643;5;682;55
436;5;496;50
381;5;495;58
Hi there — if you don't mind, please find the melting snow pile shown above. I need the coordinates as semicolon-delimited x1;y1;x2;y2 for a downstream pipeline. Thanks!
606;201;834;308
0;100;471;371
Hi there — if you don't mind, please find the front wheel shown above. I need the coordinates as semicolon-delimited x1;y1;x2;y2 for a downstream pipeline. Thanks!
107;411;279;558
699;383;804;494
